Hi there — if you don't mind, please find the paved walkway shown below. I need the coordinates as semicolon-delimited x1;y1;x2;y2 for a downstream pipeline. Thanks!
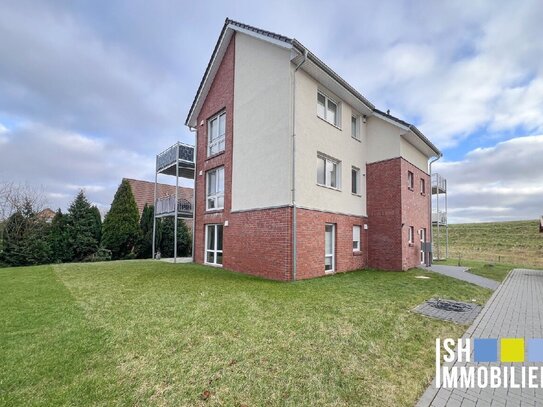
422;264;500;290
417;269;543;407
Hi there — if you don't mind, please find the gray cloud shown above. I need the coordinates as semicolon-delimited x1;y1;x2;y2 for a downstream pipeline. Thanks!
0;0;541;220
435;135;543;223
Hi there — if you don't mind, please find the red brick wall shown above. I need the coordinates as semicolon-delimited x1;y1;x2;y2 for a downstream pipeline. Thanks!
296;208;368;280
400;159;430;269
366;158;403;270
194;35;235;265
226;207;292;280
366;157;430;271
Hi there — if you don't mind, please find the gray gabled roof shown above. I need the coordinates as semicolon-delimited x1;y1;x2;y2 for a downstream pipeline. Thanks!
185;18;440;157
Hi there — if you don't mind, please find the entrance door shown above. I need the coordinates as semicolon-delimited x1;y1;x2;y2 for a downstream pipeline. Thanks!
325;224;335;273
420;228;426;264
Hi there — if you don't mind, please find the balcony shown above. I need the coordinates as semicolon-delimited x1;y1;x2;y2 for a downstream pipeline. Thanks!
156;142;195;178
155;195;193;218
432;211;447;225
432;173;447;194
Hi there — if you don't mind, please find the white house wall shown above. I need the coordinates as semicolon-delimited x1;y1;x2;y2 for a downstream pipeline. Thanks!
231;33;293;211
294;69;367;217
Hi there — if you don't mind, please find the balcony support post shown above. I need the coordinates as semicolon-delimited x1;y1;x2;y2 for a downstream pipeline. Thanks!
152;165;157;260
174;143;179;263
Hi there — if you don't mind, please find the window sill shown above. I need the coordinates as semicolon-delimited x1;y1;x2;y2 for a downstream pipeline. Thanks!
325;270;335;274
420;192;426;197
206;151;225;161
352;192;362;197
351;136;361;143
317;115;342;131
408;243;414;247
205;208;224;213
353;251;363;256
204;262;223;268
317;183;341;192
408;187;414;192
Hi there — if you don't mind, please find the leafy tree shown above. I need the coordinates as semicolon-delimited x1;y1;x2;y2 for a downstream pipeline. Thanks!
136;204;154;259
49;209;71;262
66;191;99;261
102;180;140;259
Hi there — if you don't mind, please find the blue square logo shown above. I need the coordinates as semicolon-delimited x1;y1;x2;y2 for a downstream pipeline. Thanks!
528;339;543;362
474;338;498;362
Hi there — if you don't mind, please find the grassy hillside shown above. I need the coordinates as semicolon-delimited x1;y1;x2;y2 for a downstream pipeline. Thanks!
433;219;543;268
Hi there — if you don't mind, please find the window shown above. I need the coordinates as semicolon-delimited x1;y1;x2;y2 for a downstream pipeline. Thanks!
420;178;426;194
408;226;414;244
317;155;340;189
353;225;361;251
317;92;339;127
205;224;223;265
207;111;226;156
351;116;360;140
407;171;414;189
325;224;335;272
206;167;224;210
351;167;360;195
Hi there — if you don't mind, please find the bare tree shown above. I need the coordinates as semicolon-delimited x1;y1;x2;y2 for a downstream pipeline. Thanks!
0;181;47;221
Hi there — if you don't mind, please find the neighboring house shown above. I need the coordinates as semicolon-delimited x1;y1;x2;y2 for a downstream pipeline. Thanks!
37;208;56;223
184;19;441;281
124;178;194;231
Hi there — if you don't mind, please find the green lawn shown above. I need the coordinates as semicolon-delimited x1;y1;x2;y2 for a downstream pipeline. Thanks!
433;219;543;268
0;261;492;406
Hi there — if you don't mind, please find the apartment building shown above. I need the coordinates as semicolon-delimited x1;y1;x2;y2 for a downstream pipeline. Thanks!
185;19;441;280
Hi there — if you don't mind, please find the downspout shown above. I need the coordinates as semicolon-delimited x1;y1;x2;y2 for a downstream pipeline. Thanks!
291;48;307;281
189;126;198;262
428;153;442;266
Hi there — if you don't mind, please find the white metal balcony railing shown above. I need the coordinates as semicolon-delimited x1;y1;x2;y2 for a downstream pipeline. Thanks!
431;173;447;193
432;211;447;224
156;142;195;173
155;195;193;217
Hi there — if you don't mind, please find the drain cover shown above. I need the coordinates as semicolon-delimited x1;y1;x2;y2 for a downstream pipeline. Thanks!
427;298;474;312
413;298;482;324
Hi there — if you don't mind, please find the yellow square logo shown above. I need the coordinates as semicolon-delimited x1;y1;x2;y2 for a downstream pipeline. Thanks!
500;338;525;362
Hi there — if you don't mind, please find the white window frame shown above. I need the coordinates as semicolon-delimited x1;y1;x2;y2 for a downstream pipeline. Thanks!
408;226;414;244
325;223;335;273
317;91;340;127
351;166;360;195
420;177;426;194
206;167;224;211
351;115;360;140
207;111;226;157
317;154;341;190
407;171;414;189
353;225;361;252
205;224;223;266
420;228;426;264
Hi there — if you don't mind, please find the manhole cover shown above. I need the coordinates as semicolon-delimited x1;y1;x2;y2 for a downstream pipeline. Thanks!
427;298;474;312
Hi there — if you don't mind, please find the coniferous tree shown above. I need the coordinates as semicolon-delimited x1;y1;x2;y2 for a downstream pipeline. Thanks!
50;209;71;262
159;218;192;258
136;204;154;258
102;180;140;259
90;206;102;245
66;191;99;261
2;200;51;266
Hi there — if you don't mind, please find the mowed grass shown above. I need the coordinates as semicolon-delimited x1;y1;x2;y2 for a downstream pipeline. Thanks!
433;259;517;282
1;261;492;406
433;219;543;268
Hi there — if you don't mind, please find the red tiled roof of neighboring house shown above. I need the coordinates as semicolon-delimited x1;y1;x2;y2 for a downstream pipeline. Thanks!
37;208;56;222
124;178;194;215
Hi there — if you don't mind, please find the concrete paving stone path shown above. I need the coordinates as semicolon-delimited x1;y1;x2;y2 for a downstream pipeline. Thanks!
417;269;543;406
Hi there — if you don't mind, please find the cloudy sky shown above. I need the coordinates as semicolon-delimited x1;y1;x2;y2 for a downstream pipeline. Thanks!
0;0;542;223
